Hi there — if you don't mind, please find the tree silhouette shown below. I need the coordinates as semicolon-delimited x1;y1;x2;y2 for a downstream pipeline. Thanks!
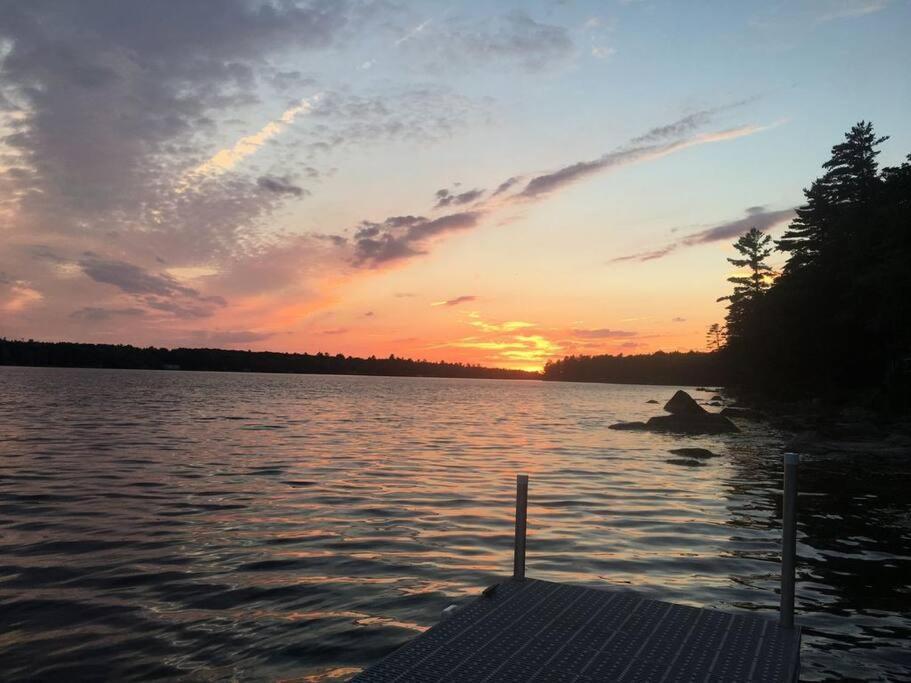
715;121;911;409
777;121;888;274
717;227;773;343
706;323;726;351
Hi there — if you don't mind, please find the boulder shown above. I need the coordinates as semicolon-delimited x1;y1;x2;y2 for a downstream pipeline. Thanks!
608;421;648;430
668;447;718;459
666;458;706;467
646;399;660;404
663;390;706;416
720;407;766;420
645;413;739;435
710;395;724;401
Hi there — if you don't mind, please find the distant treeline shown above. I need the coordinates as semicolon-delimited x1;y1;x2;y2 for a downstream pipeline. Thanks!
542;351;722;386
709;122;911;410
0;339;539;381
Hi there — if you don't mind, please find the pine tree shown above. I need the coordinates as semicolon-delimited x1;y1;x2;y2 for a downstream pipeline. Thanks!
823;121;888;206
718;228;773;342
777;121;888;273
706;323;726;351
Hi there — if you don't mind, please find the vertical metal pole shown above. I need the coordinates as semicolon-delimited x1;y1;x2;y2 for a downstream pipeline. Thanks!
513;474;529;581
780;452;799;628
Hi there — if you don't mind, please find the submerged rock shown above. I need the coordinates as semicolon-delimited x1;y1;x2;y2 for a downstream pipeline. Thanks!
666;458;707;467
645;413;739;434
668;447;718;459
664;390;706;416
609;421;648;430
710;395;724;401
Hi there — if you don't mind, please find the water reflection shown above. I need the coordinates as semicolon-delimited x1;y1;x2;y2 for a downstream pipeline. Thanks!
0;367;908;681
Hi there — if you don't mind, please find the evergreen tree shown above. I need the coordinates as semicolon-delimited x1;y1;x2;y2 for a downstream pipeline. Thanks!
823;121;888;206
777;121;888;273
706;323;725;351
717;227;773;341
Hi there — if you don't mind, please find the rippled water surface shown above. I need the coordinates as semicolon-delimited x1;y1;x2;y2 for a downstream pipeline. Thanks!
1;367;909;681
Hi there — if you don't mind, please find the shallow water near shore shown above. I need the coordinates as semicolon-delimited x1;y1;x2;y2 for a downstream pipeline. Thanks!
1;366;909;681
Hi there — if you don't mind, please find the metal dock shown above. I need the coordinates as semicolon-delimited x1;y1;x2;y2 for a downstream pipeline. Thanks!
354;456;802;682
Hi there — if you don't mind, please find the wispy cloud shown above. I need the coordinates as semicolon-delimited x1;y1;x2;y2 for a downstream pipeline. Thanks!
395;18;432;46
815;0;889;22
611;206;796;263
571;328;637;339
516;121;771;199
435;187;485;209
432;295;478;307
345;105;776;270
351;211;483;267
178;96;320;190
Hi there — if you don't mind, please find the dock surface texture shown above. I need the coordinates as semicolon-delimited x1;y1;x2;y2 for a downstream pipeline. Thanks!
352;578;801;682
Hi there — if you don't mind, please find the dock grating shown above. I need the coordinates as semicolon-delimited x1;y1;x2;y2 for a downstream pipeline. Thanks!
351;578;801;682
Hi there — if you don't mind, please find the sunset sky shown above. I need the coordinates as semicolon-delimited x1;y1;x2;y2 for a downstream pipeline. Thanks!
1;1;909;370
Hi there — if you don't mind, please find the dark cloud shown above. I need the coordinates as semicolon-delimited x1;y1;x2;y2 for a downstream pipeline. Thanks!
437;295;478;307
434;187;484;208
321;327;348;335
78;254;226;318
257;175;307;197
518;148;645;198
492;176;521;196
70;306;147;321
629;100;755;145
0;0;353;222
678;207;795;246
352;211;482;267
80;255;195;298
516;100;761;200
611;207;796;263
672;317;687;323
572;328;638;339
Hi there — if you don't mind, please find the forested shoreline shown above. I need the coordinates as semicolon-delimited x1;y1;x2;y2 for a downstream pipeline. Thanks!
542;351;722;386
0;339;538;381
711;122;911;413
547;122;911;415
5;125;908;404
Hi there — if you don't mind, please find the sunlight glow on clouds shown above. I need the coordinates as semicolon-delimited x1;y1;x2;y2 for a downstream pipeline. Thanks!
0;0;906;365
177;95;320;191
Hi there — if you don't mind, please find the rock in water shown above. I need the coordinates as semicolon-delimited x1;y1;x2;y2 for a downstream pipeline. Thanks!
668;447;718;458
666;458;706;467
663;390;706;416
646;413;739;434
646;399;659;404
609;421;648;430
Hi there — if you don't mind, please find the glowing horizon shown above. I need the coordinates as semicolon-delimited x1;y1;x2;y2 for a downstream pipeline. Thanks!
1;1;909;371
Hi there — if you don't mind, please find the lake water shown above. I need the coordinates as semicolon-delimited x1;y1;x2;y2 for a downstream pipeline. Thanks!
0;367;909;681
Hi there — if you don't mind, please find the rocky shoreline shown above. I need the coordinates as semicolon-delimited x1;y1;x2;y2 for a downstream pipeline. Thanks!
611;387;911;459
698;387;911;458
